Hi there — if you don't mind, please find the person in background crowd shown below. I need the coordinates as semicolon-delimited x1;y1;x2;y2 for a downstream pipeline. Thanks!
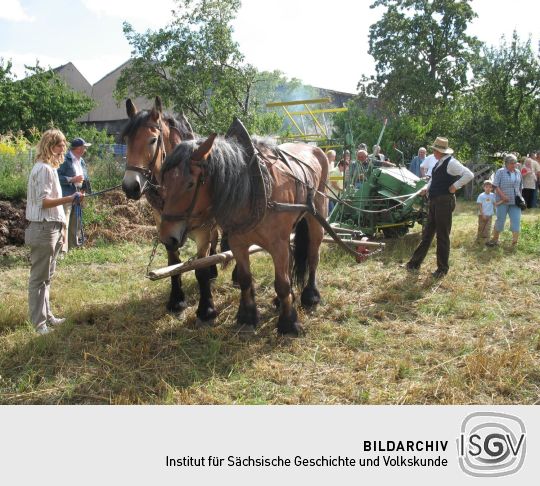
353;149;370;187
25;129;84;335
340;150;352;186
520;156;540;208
325;149;337;212
328;159;346;213
476;180;500;242
528;150;540;208
486;154;523;248
420;153;437;178
409;147;426;177
326;149;336;171
405;137;473;278
370;144;385;163
57;137;92;255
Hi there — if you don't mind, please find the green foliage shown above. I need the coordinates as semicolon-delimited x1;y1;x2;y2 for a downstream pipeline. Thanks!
352;1;539;163
453;33;540;156
364;0;481;117
520;220;540;254
88;155;124;191
0;59;95;137
0;132;34;199
333;97;433;161
81;197;114;228
115;0;295;135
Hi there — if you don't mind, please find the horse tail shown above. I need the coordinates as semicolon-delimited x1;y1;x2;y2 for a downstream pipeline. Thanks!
292;217;309;290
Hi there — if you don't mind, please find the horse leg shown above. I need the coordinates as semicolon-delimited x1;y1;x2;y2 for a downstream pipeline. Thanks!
166;249;187;312
194;230;217;326
221;231;239;287
300;214;323;307
272;242;302;336
232;244;259;330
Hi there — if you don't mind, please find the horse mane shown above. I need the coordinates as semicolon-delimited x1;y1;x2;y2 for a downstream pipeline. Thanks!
163;137;261;229
121;110;190;140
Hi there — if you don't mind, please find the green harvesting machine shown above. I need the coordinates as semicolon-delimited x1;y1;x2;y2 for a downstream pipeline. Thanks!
328;162;427;238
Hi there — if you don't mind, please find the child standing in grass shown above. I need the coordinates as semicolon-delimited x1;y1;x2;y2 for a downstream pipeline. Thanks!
476;180;499;242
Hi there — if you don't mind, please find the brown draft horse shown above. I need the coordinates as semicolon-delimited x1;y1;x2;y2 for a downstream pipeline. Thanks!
121;97;219;323
159;119;328;335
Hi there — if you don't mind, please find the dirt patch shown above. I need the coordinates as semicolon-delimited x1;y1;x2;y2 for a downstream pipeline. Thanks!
0;200;26;247
0;191;158;251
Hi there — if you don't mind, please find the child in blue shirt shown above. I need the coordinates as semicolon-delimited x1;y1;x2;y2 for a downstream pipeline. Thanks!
476;180;500;241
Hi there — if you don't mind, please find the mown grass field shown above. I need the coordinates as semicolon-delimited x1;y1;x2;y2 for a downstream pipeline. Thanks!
1;201;539;404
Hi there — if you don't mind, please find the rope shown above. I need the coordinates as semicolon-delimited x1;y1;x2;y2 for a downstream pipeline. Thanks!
84;184;123;198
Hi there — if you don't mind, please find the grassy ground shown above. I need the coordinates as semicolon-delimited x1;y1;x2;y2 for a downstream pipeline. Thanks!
1;201;539;404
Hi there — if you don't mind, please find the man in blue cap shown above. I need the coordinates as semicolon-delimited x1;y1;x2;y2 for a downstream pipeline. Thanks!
57;137;92;254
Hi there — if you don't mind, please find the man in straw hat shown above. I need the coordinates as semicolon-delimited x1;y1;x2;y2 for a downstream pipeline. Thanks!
405;137;473;278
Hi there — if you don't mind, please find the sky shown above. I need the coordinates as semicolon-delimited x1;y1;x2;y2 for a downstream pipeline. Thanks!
1;0;539;94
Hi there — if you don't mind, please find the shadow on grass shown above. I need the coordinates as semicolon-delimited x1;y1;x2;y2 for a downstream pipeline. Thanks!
0;286;280;405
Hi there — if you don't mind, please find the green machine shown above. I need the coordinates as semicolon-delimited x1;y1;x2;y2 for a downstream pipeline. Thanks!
328;162;427;237
328;118;427;238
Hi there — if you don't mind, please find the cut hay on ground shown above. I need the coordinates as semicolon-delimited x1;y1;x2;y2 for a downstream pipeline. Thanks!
1;201;539;404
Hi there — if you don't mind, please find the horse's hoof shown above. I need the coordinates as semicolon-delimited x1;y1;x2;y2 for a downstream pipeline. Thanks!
167;300;188;313
301;287;321;308
236;306;260;327
195;317;215;328
277;321;304;337
235;324;256;336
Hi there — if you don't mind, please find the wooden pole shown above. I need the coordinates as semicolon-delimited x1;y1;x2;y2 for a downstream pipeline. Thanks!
147;238;385;281
147;245;263;281
322;237;384;248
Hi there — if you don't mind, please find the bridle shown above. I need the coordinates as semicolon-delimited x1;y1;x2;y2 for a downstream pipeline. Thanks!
125;120;166;188
161;160;211;230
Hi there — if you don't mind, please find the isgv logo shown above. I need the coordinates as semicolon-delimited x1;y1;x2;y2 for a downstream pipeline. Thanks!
457;412;526;477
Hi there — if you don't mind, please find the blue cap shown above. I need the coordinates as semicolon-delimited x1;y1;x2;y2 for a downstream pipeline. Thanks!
71;137;91;148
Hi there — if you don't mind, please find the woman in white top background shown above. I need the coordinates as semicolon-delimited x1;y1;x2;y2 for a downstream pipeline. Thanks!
25;129;84;335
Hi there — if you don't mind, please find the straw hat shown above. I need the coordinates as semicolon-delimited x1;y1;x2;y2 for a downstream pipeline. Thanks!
430;137;453;155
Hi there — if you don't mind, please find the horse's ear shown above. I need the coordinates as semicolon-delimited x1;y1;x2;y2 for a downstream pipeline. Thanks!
225;117;255;158
150;107;160;122
180;113;195;140
192;133;217;162
126;99;137;118
154;96;163;114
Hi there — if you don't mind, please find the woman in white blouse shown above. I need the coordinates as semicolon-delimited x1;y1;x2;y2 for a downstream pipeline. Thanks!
25;129;84;335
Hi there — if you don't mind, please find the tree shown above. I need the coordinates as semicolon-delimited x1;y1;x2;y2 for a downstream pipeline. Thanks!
455;32;540;156
333;96;433;163
362;0;481;117
0;59;94;137
116;0;286;134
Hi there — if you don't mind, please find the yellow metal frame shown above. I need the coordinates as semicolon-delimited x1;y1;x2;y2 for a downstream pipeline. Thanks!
266;98;347;150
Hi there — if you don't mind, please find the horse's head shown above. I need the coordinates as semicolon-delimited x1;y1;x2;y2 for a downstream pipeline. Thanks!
121;96;194;200
159;134;217;251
